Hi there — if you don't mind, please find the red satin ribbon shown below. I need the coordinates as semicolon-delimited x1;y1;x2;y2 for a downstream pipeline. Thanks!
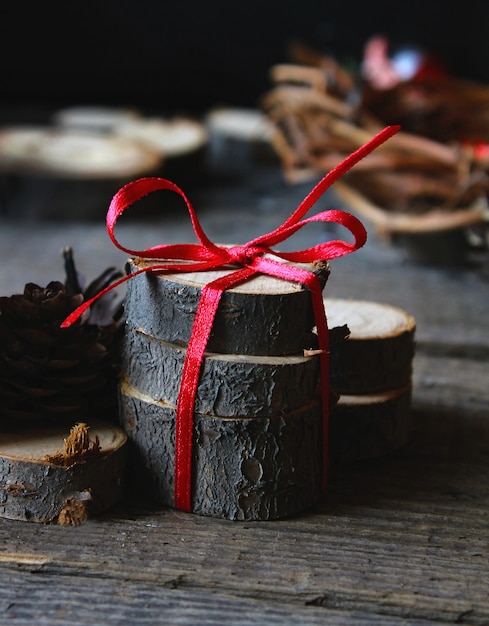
62;125;400;512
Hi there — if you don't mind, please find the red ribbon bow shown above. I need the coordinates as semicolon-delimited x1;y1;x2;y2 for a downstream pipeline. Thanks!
62;125;399;512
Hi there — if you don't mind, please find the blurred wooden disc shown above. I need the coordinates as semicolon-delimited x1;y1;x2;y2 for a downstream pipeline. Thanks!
114;117;208;157
0;126;163;179
206;107;273;142
52;105;141;132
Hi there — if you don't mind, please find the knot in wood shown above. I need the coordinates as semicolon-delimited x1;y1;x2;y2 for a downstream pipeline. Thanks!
227;245;263;265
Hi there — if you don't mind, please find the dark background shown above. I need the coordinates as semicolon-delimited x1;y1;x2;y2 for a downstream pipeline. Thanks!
1;1;489;116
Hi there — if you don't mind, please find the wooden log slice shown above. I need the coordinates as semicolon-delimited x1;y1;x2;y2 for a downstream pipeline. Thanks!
205;107;275;174
52;105;141;132
119;380;323;520
113;116;209;186
122;327;321;418
115;116;208;158
0;126;164;219
0;126;163;179
124;257;330;356
206;107;273;143
329;383;413;465
0;420;127;525
325;298;416;394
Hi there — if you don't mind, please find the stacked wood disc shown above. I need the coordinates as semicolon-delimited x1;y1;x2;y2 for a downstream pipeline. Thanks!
326;298;416;464
119;257;330;520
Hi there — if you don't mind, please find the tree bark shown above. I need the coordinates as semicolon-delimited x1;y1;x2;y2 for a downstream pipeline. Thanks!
119;380;323;520
121;327;321;418
0;420;127;525
124;257;330;356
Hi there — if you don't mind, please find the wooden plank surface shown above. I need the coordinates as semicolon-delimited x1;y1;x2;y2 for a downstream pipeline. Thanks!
0;160;488;624
0;353;487;625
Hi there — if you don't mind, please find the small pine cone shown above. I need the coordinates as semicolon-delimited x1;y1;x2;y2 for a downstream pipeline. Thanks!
0;250;124;426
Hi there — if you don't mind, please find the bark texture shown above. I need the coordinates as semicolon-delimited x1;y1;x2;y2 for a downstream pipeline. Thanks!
124;258;329;356
119;381;323;520
121;327;321;418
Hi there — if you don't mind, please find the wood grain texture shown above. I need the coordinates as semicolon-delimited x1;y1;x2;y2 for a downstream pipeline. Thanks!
124;257;329;356
0;353;488;623
0;567;436;626
119;380;323;520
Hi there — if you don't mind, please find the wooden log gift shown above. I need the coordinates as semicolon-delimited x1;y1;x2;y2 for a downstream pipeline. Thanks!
124;257;330;356
119;380;323;520
327;298;416;394
122;327;320;418
119;254;330;519
0;421;127;525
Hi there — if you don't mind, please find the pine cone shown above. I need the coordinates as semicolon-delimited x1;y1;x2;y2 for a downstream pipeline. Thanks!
0;248;124;426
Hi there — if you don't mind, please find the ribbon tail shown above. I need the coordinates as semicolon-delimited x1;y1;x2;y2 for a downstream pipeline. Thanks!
291;125;401;224
248;125;400;245
174;285;223;511
61;265;188;328
60;270;145;328
174;267;256;511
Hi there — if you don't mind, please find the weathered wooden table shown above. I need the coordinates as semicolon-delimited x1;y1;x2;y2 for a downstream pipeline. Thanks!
0;154;488;624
